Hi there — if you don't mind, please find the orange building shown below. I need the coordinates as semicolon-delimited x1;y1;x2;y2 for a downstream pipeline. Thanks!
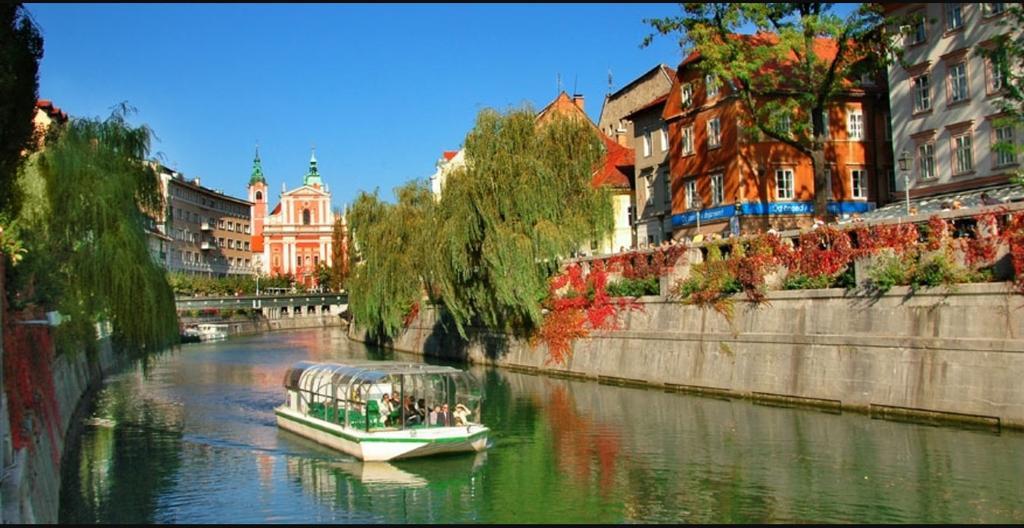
663;35;893;236
249;149;340;288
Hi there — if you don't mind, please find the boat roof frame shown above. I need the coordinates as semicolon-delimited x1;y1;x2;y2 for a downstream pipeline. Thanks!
285;361;471;390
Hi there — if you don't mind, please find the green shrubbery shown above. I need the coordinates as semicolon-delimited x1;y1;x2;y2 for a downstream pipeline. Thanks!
606;276;660;297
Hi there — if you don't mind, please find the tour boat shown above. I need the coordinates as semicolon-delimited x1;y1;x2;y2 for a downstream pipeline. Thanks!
193;323;228;341
275;361;490;462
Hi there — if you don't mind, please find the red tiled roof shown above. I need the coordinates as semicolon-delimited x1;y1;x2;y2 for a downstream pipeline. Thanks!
270;202;282;216
442;150;458;161
36;99;68;122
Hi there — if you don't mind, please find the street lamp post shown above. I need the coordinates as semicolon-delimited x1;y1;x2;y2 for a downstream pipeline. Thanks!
898;149;912;216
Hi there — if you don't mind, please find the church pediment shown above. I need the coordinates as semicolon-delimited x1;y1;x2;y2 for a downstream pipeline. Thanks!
282;185;329;198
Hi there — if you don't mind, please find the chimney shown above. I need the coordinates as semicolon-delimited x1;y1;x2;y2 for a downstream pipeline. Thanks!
572;94;584;112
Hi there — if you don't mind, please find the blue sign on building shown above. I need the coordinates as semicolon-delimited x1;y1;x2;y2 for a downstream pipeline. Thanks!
672;201;874;227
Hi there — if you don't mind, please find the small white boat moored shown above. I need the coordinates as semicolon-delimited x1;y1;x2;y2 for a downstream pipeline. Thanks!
275;361;489;462
185;323;228;341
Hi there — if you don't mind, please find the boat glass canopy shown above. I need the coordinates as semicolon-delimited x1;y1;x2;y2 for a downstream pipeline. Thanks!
281;361;483;431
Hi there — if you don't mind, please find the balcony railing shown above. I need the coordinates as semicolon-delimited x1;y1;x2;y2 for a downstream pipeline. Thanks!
200;222;213;231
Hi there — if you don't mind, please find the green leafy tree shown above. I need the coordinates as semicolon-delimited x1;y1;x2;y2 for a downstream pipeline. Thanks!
644;3;903;218
346;182;436;340
431;107;611;337
25;105;179;355
0;3;43;217
329;211;348;290
976;4;1024;186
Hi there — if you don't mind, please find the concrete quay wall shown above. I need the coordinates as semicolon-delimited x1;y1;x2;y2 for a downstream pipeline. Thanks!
350;282;1024;429
1;337;119;524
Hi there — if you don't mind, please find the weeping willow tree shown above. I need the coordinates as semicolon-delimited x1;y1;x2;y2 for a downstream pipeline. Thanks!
20;105;179;356
346;181;437;341
432;107;612;337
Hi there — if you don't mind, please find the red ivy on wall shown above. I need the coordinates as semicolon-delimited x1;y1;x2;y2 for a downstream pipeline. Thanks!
2;308;62;467
535;246;686;365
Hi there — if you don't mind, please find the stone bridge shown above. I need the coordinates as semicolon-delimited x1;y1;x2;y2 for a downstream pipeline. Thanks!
175;293;348;320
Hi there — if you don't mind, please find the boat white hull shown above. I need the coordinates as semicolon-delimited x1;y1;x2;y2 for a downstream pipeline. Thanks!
275;406;489;462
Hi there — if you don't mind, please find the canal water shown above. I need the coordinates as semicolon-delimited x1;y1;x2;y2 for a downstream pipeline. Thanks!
59;327;1024;523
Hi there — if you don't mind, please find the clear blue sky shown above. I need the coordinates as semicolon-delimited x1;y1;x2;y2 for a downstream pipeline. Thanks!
24;3;690;210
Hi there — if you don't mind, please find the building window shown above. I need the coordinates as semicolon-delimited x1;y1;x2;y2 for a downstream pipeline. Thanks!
314;255;319;267
218;237;225;247
297;255;302;267
775;168;794;200
244;241;250;251
643;129;652;157
909;14;926;45
685;179;698;210
228;239;234;249
779;115;791;136
945;3;962;31
948;62;969;103
661;125;669;152
644;169;655;206
984;3;1005;16
710;173;724;206
303;209;311;225
705;74;719;98
913;74;931;113
952;132;973;174
707;118;721;149
995;125;1017;167
851;169;868;199
824;167;834;199
918;143;936;180
987;51;1007;93
255;191;262;201
681;83;692;107
245;259;250;267
847;109;863;140
682;125;694;155
661;167;671;207
821;109;830;139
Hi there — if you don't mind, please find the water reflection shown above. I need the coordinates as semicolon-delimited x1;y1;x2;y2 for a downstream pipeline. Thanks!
60;328;1024;523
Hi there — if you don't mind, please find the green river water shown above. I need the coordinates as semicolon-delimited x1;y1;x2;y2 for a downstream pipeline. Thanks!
59;327;1024;523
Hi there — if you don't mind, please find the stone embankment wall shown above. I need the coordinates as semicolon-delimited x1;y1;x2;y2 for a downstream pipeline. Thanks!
350;282;1024;429
1;338;118;524
180;314;347;337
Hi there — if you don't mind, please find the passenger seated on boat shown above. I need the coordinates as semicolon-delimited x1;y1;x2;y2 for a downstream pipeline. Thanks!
438;404;455;427
453;403;472;426
402;396;421;426
378;395;393;426
415;399;427;422
429;406;441;426
388;392;402;425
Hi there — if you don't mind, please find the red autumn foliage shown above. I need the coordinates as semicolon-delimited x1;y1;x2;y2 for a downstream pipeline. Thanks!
535;247;687;366
2;308;62;467
402;301;420;328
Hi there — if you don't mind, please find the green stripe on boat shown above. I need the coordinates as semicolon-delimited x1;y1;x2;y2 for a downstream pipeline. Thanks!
276;410;489;444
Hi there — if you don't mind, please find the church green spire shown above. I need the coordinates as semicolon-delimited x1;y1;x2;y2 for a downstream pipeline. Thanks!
304;147;322;187
249;145;265;185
